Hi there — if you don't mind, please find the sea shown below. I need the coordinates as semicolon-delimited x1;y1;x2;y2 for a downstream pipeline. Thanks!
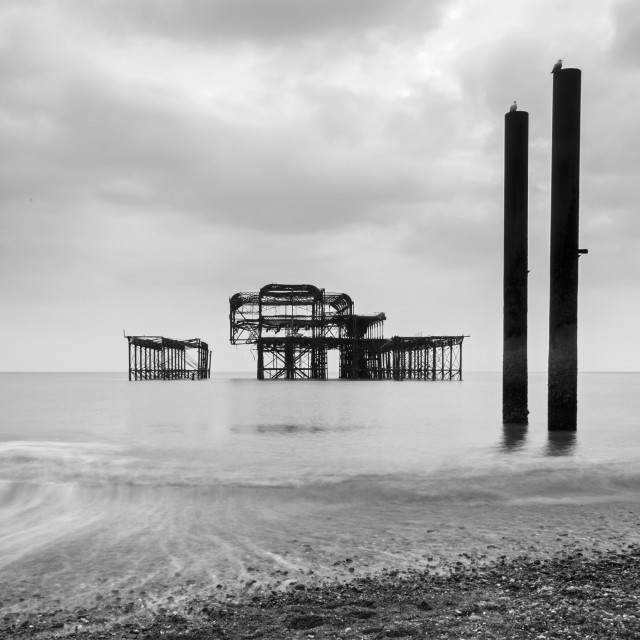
1;371;640;611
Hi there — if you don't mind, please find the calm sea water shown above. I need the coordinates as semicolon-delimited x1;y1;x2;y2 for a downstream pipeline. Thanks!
1;372;639;609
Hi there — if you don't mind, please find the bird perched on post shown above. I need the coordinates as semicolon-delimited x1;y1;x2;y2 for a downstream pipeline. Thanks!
510;101;518;112
551;59;563;74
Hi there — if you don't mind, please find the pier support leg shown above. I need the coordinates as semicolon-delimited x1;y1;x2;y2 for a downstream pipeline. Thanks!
503;110;529;424
285;341;295;379
257;341;264;380
548;69;581;431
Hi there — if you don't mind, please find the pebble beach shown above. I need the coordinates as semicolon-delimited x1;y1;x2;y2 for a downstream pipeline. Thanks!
3;500;640;639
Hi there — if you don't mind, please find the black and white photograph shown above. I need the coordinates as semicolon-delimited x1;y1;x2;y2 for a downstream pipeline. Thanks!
1;1;640;638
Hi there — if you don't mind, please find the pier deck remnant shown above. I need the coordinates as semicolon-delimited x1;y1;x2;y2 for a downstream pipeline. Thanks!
126;335;211;381
229;283;464;380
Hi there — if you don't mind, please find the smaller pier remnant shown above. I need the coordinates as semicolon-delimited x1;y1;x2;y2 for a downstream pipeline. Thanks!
503;108;529;424
381;336;463;381
126;335;211;381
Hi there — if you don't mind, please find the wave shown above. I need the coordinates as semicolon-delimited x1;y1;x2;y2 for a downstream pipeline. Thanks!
3;439;640;507
2;460;640;604
2;459;640;508
0;440;142;485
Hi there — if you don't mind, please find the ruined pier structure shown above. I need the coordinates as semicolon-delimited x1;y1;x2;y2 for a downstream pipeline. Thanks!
126;336;211;381
229;284;464;380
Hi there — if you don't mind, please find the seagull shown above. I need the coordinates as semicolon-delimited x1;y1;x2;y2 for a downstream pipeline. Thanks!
551;59;563;74
510;101;518;112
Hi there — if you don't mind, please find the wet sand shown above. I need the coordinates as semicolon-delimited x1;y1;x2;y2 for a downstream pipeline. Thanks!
2;500;640;638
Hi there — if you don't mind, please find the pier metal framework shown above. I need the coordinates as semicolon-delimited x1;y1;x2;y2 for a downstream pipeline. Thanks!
378;336;464;381
126;336;211;381
229;283;464;380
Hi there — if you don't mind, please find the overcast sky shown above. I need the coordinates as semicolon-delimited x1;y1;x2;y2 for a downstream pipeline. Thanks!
1;0;638;373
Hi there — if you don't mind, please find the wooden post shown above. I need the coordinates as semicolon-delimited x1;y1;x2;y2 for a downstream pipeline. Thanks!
503;109;529;423
548;69;581;431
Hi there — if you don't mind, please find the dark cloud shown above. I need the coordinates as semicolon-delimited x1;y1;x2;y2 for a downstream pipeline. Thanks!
72;0;449;47
0;36;455;236
610;0;640;67
456;34;554;127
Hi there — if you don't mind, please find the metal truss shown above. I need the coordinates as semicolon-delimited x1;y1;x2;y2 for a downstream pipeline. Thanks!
229;283;464;381
230;284;361;345
339;338;387;379
378;336;464;380
258;338;329;380
126;335;211;381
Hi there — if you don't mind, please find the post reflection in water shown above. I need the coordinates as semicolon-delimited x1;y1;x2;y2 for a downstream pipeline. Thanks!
546;430;577;456
501;424;528;452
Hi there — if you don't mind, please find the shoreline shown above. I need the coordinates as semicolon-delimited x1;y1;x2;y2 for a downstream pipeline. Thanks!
3;499;640;605
3;542;640;639
3;500;640;638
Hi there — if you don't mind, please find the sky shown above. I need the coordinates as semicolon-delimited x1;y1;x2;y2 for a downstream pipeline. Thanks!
1;0;639;373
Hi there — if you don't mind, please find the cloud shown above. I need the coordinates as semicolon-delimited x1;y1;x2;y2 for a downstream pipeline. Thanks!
1;0;640;371
71;0;450;47
610;0;640;67
0;4;461;238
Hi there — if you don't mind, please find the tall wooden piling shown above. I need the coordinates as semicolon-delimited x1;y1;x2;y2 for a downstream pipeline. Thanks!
548;68;581;430
503;110;529;424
